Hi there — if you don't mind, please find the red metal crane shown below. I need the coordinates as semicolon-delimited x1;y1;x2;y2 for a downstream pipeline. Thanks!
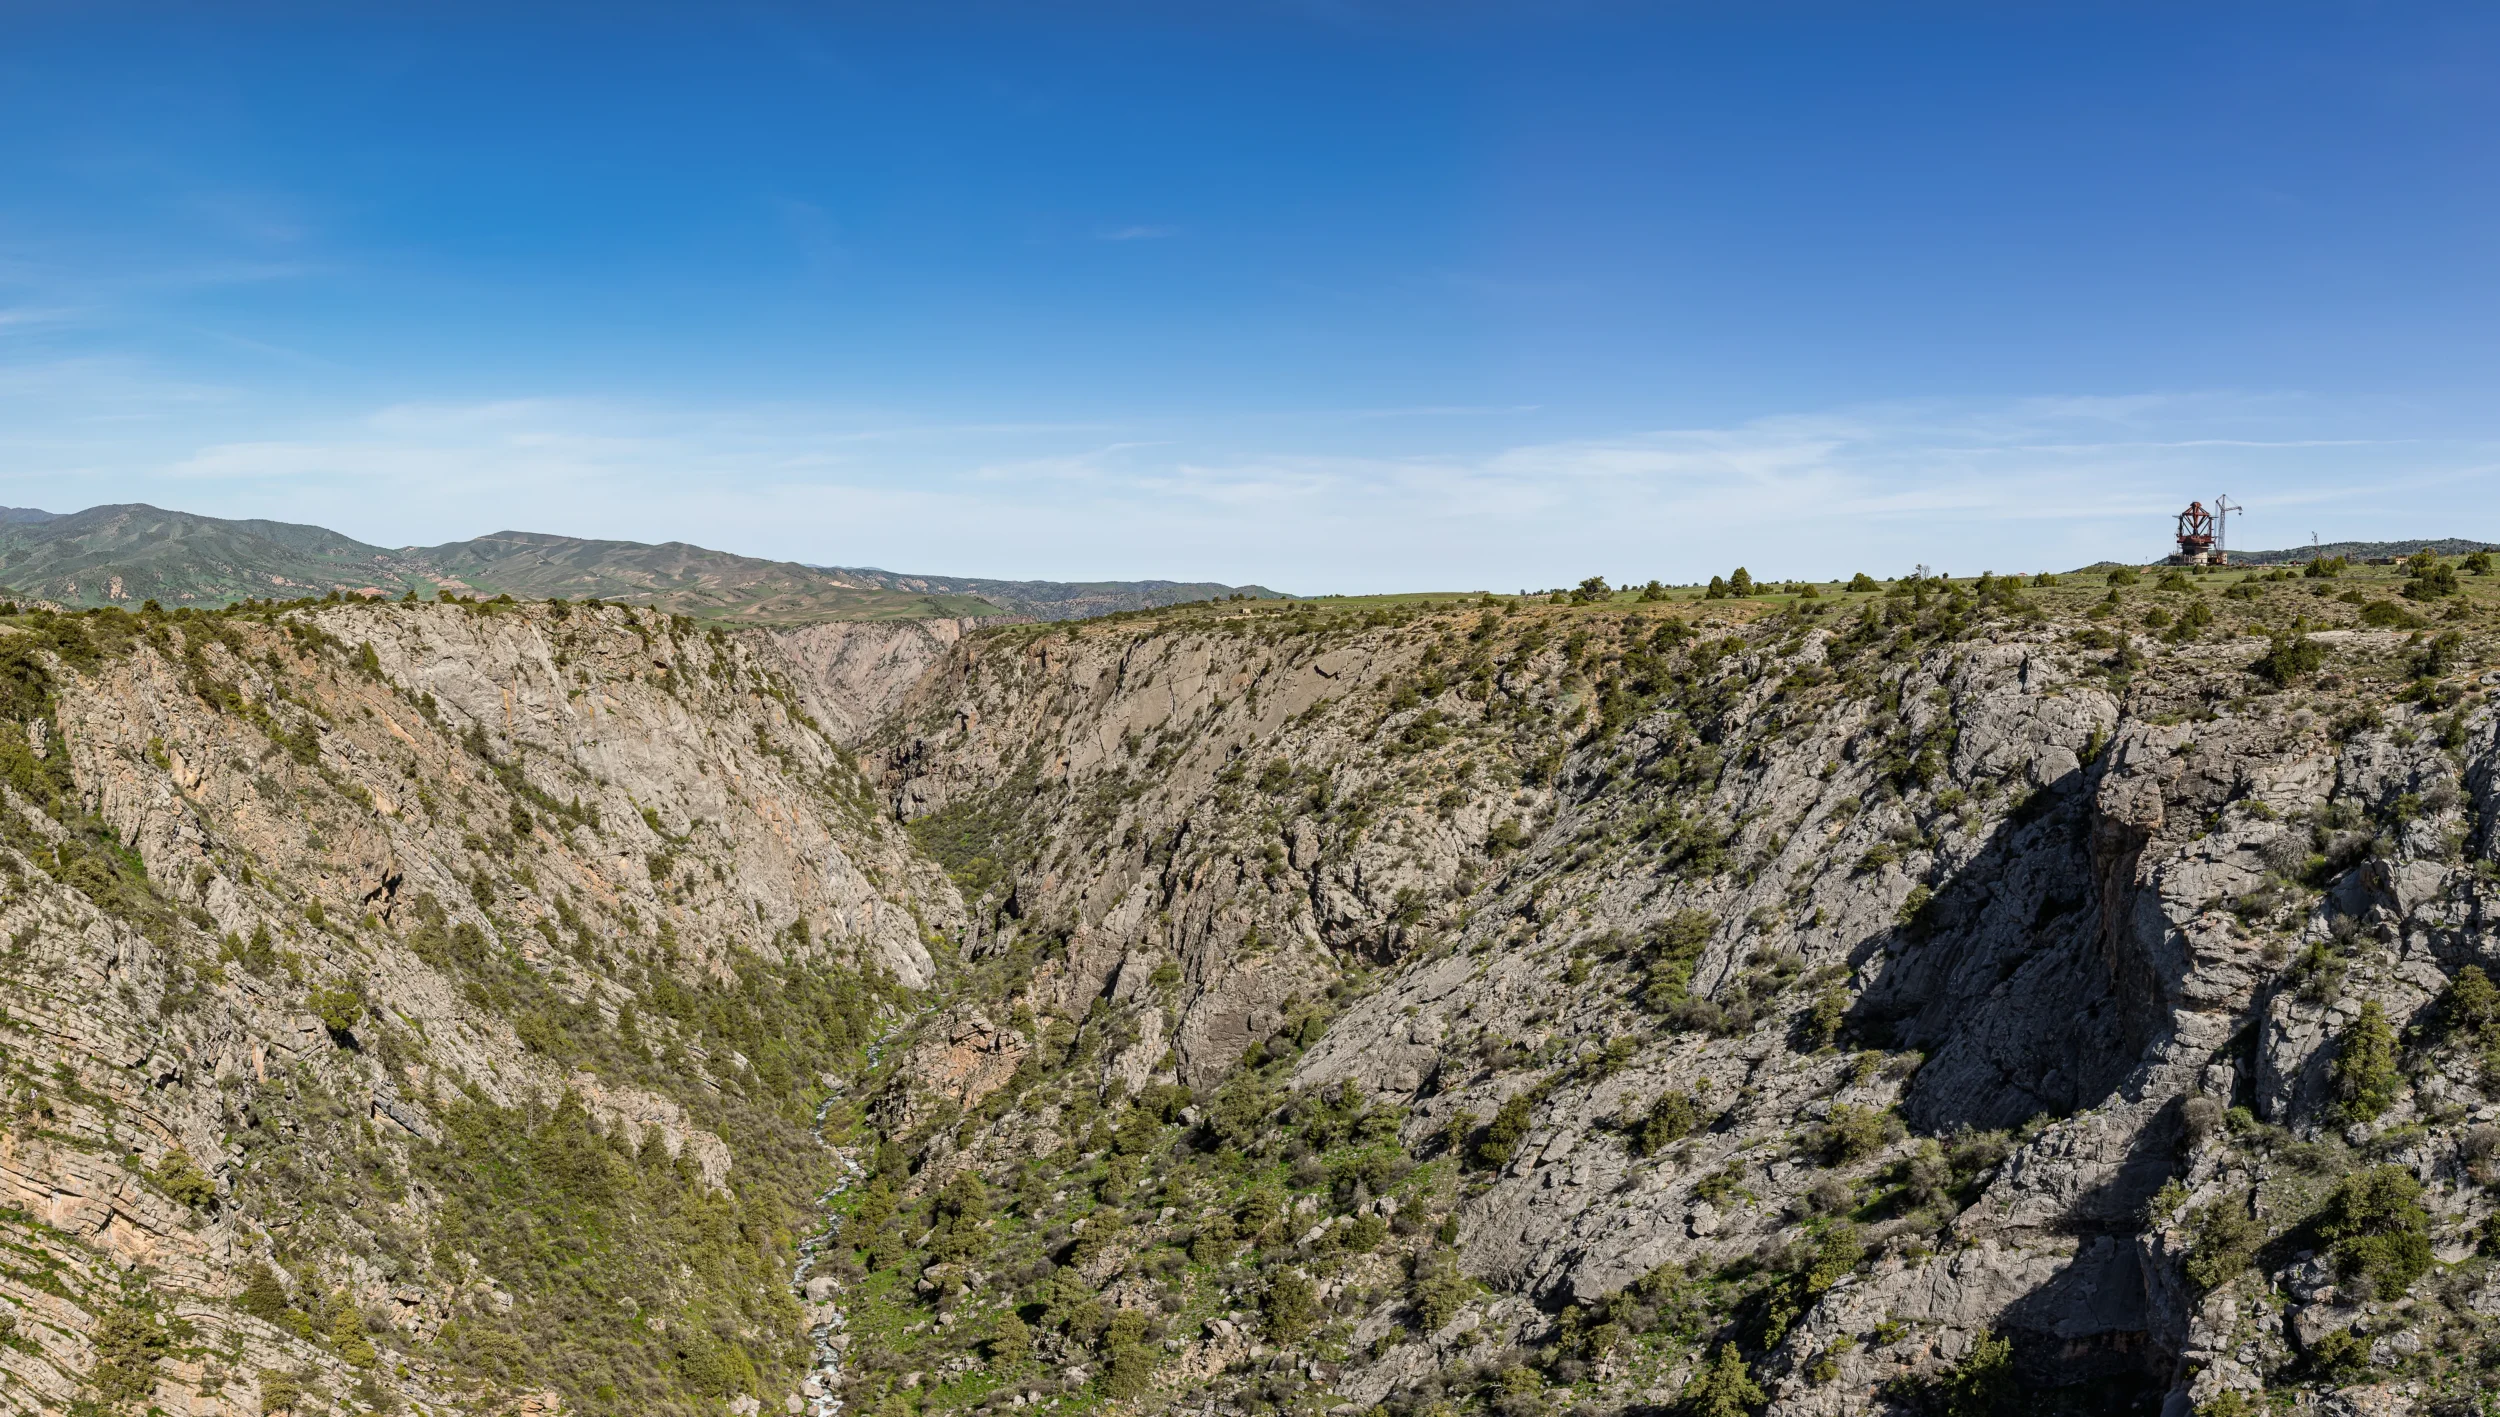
2174;501;2216;563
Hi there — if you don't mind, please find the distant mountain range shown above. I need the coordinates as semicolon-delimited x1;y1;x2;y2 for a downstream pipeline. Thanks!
2228;538;2500;565
0;504;1284;623
810;567;1281;622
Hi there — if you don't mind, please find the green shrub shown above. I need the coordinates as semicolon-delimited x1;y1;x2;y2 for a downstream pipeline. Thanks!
2403;555;2460;600
237;1266;293;1325
1679;1344;1763;1417
1639;911;1716;1014
2106;567;2140;587
2359;600;2424;629
988;1312;1031;1359
2183;1198;2262;1292
927;1172;991;1263
329;1309;377;1368
1631;1092;1701;1156
1476;1094;1534;1167
1342;1213;1388;1252
2308;1324;2372;1382
2317;1165;2432;1299
1815;1104;1900;1165
2443;966;2500;1045
1100;1333;1157;1398
1937;1331;2016;1416
2330;1000;2401;1123
1802;989;1848;1050
676;1330;758;1398
305;981;365;1037
1408;1252;1473;1331
2413;629;2466;679
153;1148;217;1208
1188;1214;1237;1265
90;1302;168;1407
2250;634;2325;686
1259;1270;1317;1342
257;1368;306;1414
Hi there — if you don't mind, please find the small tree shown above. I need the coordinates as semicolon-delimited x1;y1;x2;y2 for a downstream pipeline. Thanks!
988;1311;1032;1360
1408;1252;1473;1331
1098;1310;1156;1398
306;981;365;1039
152;1148;216;1208
2444;966;2500;1045
1935;1331;2016;1415
2249;634;2325;686
1803;988;1848;1050
238;1266;292;1324
1631;1092;1701;1156
328;1308;377;1368
1259;1270;1318;1342
1476;1094;1534;1167
2317;1165;2432;1299
2413;629;2465;679
1727;567;1756;596
2183;1197;2263;1292
1678;1345;1763;1417
2331;1000;2401;1123
257;1368;307;1415
90;1302;168;1408
1816;1103;1899;1165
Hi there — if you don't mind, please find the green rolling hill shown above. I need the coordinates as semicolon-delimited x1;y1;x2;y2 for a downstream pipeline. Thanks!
0;504;1283;623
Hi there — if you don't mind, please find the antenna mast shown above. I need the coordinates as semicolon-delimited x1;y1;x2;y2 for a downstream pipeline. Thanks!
2214;495;2244;565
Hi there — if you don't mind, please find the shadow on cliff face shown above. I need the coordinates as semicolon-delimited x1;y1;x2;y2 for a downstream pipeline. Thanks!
1843;756;2184;1402
1995;1233;2169;1410
1846;759;2158;1137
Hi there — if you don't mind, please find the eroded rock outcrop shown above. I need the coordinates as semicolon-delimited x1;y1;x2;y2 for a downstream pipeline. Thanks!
0;598;957;1415
852;581;2500;1417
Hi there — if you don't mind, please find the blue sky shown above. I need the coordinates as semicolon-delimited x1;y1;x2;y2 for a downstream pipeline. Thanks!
3;2;2497;591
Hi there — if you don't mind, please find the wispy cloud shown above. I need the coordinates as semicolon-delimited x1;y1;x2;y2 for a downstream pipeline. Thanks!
1096;225;1178;242
0;308;84;331
1343;404;1543;420
0;381;2488;590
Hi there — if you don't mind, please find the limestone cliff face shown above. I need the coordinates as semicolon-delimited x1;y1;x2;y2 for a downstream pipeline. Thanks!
760;617;993;747
858;591;2500;1417
867;615;1519;1098
13;576;2500;1417
0;599;956;1417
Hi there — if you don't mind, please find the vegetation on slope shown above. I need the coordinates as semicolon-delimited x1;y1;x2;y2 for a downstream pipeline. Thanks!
839;548;2500;1417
